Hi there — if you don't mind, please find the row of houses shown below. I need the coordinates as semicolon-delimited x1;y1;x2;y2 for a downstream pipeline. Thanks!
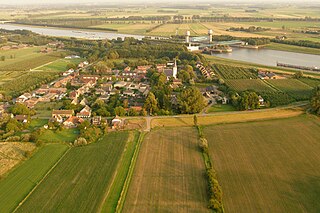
196;62;215;79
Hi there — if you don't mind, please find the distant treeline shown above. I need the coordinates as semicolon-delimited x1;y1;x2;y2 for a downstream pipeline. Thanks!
271;38;320;49
227;26;270;33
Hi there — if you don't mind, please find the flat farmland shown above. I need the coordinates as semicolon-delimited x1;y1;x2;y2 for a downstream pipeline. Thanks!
267;79;313;100
16;131;132;213
123;127;209;213
0;46;61;71
225;79;275;92
203;116;320;213
91;22;159;34
0;144;69;212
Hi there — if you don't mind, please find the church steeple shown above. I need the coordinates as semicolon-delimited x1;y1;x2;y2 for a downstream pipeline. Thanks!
173;59;177;79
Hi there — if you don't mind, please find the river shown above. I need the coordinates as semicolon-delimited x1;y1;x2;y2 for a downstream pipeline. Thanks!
0;23;145;40
1;23;319;68
212;47;320;68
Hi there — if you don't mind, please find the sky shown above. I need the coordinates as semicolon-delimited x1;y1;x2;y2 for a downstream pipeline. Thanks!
1;0;318;5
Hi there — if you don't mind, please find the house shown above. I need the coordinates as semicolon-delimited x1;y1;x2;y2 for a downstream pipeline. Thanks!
80;75;99;84
259;96;265;106
124;66;131;72
111;116;123;129
16;93;32;103
76;105;91;118
63;116;84;128
15;115;29;123
114;81;127;88
101;83;113;92
123;90;135;97
92;116;102;126
222;97;229;105
52;110;74;119
79;98;88;106
24;98;38;108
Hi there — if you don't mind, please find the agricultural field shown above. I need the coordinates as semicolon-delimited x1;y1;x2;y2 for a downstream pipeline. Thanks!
0;46;61;71
0;144;69;212
16;131;136;213
151;108;303;128
203;115;320;213
123;127;209;212
213;64;257;79
0;71;60;97
267;79;314;100
225;79;275;92
90;22;159;35
0;142;36;176
298;78;320;88
40;58;83;72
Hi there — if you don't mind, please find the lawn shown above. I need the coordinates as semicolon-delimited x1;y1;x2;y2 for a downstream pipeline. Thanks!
203;115;320;213
0;144;69;212
207;104;235;113
225;79;275;92
37;128;79;143
267;79;313;100
40;58;83;72
16;131;132;213
34;102;63;117
123;127;209;212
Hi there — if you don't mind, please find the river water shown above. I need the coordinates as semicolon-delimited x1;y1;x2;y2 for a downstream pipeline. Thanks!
0;23;145;40
212;47;320;68
1;23;319;68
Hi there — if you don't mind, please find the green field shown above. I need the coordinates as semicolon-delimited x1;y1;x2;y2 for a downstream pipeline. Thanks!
40;58;83;72
298;78;320;88
203;115;320;213
16;131;134;213
0;144;69;212
0;46;61;71
207;104;236;113
267;79;313;100
37;129;79;143
225;79;275;92
266;43;320;55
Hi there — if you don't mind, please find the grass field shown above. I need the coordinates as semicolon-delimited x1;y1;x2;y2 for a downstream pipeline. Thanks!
267;79;313;100
266;43;320;55
298;78;320;88
37;128;79;143
225;79;275;92
40;58;83;72
203;115;320;213
0;144;69;212
207;104;236;113
16;131;132;213
123;127;209;212
0;142;36;176
151;108;304;128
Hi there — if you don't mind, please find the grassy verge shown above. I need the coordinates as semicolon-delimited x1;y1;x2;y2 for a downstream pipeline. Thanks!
0;144;69;212
115;132;146;213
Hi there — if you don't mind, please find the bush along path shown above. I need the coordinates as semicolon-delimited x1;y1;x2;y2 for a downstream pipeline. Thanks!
194;115;225;213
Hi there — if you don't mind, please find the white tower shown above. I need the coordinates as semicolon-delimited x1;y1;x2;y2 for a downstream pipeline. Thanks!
173;59;178;79
208;29;213;43
186;30;190;43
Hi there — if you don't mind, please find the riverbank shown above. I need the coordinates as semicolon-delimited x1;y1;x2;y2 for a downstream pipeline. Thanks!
266;42;320;55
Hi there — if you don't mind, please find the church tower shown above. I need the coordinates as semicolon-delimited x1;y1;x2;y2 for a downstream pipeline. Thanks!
173;59;178;79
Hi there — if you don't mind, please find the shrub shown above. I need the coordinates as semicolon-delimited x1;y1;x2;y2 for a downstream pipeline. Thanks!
74;137;88;146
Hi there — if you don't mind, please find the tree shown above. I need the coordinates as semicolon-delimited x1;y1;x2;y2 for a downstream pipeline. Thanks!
238;91;260;110
10;103;35;116
310;86;320;115
74;137;88;146
193;114;198;126
144;92;158;115
293;71;304;79
114;106;126;116
178;87;206;114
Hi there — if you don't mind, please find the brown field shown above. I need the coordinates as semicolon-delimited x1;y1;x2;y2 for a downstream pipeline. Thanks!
123;127;209;213
203;115;320;213
151;108;304;128
0;142;36;177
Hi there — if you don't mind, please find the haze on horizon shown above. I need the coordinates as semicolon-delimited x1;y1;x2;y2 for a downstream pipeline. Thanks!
1;0;319;5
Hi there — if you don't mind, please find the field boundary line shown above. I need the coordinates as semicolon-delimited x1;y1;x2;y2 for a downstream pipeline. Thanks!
12;144;71;213
115;132;145;213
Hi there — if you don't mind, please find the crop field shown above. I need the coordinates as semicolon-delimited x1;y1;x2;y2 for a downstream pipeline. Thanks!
0;71;59;97
0;47;61;71
151;108;303;128
0;142;36;176
16;131;135;213
225;79;275;92
213;64;257;79
267;79;313;100
203;115;320;213
0;144;69;212
298;78;320;88
91;22;159;35
123;127;209;212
